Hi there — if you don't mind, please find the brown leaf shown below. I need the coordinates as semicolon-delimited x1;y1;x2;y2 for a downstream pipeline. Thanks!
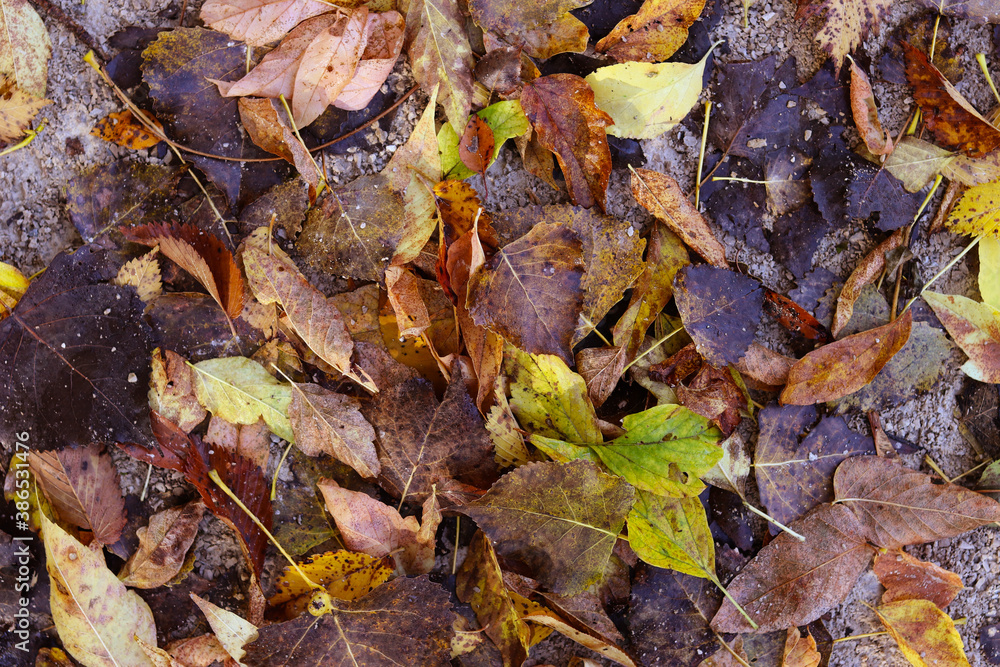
385;265;431;338
406;0;475;132
576;345;628;408
521;74;613;210
31;444;128;546
148;347;207;433
122;222;245;319
675;362;745;437
334;10;405;112
368;365;498;505
459;114;496;175
850;60;892;156
119;501;206;588
874;549;964;610
781;309;912;405
289;382;378;478
596;0;706;63
834;455;1000;549
904;41;1000;157
204;416;270;469
831;229;904;338
199;0;330;45
782;628;821;667
711;503;876;633
317;479;441;575
630;168;728;267
763;289;831;344
733;342;796;389
238;97;320;188
469;221;585;364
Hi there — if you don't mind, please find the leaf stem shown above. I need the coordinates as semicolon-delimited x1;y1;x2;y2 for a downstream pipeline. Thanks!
710;574;759;630
891;174;943;320
278;93;327;195
271;441;295;501
452;515;461;575
208;468;322;591
901;234;981;314
742;501;805;541
977;53;1000;108
0;120;47;159
695;101;712;209
622;326;684;373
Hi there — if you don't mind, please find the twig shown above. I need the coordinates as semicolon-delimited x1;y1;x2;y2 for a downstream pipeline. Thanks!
695;101;712;208
30;0;107;60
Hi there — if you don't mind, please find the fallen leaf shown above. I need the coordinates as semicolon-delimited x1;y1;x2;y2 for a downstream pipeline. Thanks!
876;599;971;667
628;489;715;579
317;478;441;574
834;455;1000;549
469;221;585;364
847;161;922;231
91;109;163;151
192;356;293;442
205;413;270;468
245;576;454;665
368;365;497;504
733;342;796;389
586;45;713;139
884;137;958;192
458;114;495;176
916;0;1000;21
763;289;831;344
755;406;874;534
114;247;163;303
462;460;635;595
669;358;746;436
199;0;330;45
0;76;49;143
269;550;393;609
874;548;964;610
832;230;904;338
30;444;128;547
190;593;258;664
42;511;158;667
334;10;405;112
781;310;913;405
298;174;406;283
270;449;336;557
763;147;813;217
469;0;591;60
119;501;206;588
289;382;378;478
943;181;1000;237
385;265;431;338
711;503;876;633
782;628;821;667
596;0;706;63
238;98;321;188
673;264;763;366
123;222;245;319
521;607;637;667
796;0;893;71
474;45;523;96
850;59;892;155
406;0;475;132
0;0;51;97
904;41;1000;157
147;348;207;433
923;290;1000;383
487;379;531;467
520;74;613;210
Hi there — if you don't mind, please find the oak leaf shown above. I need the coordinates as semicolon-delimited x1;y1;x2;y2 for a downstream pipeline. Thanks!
520;74;613;210
119;501;206;589
0;75;49;142
834;455;1000;549
596;0;706;63
462;460;635;595
200;0;330;45
874;549;964;610
289;382;378;478
876;600;971;667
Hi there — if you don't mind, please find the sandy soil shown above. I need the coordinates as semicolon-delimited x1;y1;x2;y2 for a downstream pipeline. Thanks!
4;0;1000;664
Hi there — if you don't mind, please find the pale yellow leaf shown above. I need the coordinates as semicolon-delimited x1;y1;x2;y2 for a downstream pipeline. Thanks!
200;0;330;46
980;234;1000;311
114;247;162;303
0;76;50;142
191;593;258;664
191;356;294;441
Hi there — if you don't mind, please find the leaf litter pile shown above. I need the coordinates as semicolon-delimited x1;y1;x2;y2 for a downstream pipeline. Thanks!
6;0;1000;665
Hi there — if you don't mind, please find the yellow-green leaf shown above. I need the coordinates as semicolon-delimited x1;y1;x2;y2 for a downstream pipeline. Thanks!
923;291;1000;383
980;234;1000;311
585;44;714;139
945;181;1000;236
192;356;293;441
876;599;970;667
627;489;716;579
529;433;600;463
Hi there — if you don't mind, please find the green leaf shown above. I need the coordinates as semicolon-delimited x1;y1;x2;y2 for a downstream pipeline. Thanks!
439;100;531;179
592;404;723;497
627;489;716;579
192;357;293;441
506;347;603;445
529;434;600;463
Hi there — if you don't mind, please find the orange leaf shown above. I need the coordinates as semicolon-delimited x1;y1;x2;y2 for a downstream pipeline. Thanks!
850;60;892;156
91;109;163;150
459;114;496;175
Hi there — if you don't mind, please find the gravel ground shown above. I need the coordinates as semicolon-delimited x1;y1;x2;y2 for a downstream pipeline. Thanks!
3;0;1000;665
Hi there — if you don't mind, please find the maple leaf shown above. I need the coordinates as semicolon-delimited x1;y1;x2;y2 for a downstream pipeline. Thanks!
796;0;893;71
199;0;330;46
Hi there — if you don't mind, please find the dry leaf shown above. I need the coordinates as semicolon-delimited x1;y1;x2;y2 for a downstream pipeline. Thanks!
334;10;405;111
289;382;378;478
406;0;475;132
796;0;893;71
850;59;892;156
674;265;763;367
148;348;207;433
91;109;163;151
782;628;821;667
0;0;51;97
596;0;706;63
114;247;163;303
238;98;321;188
200;0;331;46
831;229;904;338
191;593;258;664
874;549;964;610
119;501;206;588
0;75;50;142
385;265;431;338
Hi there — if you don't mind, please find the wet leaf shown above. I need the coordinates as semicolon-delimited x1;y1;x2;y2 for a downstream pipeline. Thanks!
0;0;50;97
834;455;1000;549
469;221;585;364
119;501;206;588
849;60;892;155
289;382;378;478
873;548;963;610
30;444;128;547
487;379;531;467
406;0;475;132
269;550;393;609
368;365;497;504
883;136;955;192
192;356;293;442
904;41;1000;157
245;576;454;665
91;109;163;151
782;628;821;667
123;222;245;319
755;407;874;534
628;489;715;579
469;0;591;59
0;248;153;457
586;46;712;139
459;115;495;175
521;74;613;210
462;460;635;595
876;599;971;667
763;290;831;344
318;478;441;574
711;503;875;633
200;0;330;45
298;174;406;283
796;0;893;71
781;310;913;405
42;511;158;667
238;97;321;187
674;265;763;367
847;162;922;231
595;0;706;63
146;348;206;435
114;247;163;303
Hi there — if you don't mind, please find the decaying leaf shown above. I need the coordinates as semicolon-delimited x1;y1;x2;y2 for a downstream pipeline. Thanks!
942;181;1000;237
0;0;51;97
834;455;1000;549
192;356;293;442
91;109;163;151
289;382;378;478
114;248;163;303
463;460;635;595
148;348;207;435
596;0;707;63
674;264;763;366
796;0;893;71
406;0;475;132
628;490;716;580
783;628;822;667
0;75;50;143
849;59;892;156
876;599;971;667
43;511;158;667
200;0;330;46
711;503;876;633
520;74;613;210
238;98;321;188
874;548;964;610
120;501;206;588
269;550;394;609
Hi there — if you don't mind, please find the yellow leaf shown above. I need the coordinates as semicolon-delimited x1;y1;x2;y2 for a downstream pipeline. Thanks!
42;512;158;667
0;259;29;310
0;0;51;97
487;378;531;468
596;0;706;63
190;593;258;664
192;356;294;441
945;181;1000;236
585;44;714;139
0;76;49;142
269;550;393;615
923;292;1000;384
876;599;970;667
113;247;162;302
980;234;1000;311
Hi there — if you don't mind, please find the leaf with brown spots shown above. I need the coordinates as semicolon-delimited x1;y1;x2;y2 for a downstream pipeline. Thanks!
876;599;971;667
148;347;206;433
0;76;49;143
91;109;163;151
119;501;206;589
289;382;379;478
30;443;128;547
596;0;707;63
874;549;964;610
796;0;893;71
520;74;613;210
904;41;1000;157
269;550;394;613
0;0;51;97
